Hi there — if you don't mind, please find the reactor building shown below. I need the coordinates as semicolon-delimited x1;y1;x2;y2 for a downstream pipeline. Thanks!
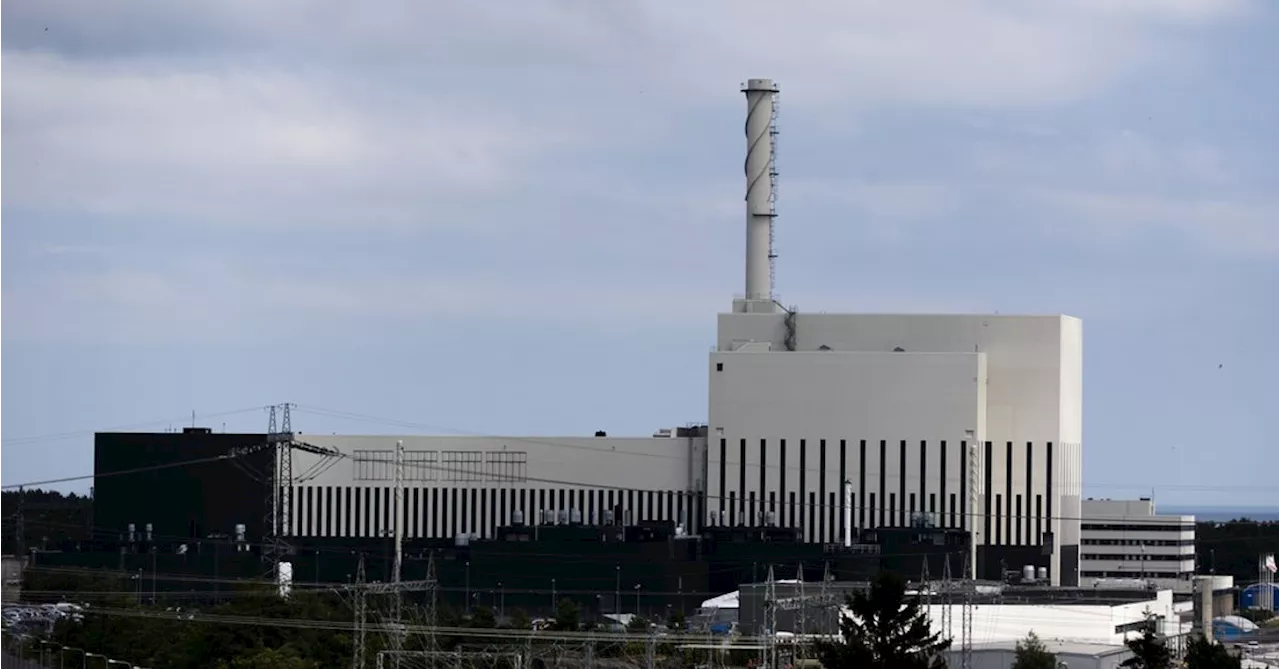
91;78;1084;589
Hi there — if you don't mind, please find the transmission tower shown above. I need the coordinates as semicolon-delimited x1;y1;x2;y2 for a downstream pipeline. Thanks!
425;551;438;657
262;403;296;569
763;565;777;669
353;554;367;669
960;552;974;669
795;564;806;663
820;561;833;635
940;554;953;643
921;557;932;610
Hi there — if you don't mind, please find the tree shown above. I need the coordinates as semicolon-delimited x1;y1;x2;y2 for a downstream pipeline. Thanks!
1184;636;1242;669
1011;631;1057;669
813;572;950;669
1120;626;1173;669
551;599;581;632
469;606;497;629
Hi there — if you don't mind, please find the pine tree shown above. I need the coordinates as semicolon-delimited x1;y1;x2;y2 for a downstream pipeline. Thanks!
1011;631;1058;669
1120;626;1173;669
814;572;951;669
1184;635;1242;669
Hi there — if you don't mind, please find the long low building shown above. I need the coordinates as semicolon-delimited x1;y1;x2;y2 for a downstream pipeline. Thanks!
284;431;708;540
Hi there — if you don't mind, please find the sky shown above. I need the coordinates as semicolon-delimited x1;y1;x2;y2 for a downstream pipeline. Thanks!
2;1;1276;507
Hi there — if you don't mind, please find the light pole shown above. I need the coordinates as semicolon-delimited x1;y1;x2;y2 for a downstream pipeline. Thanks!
551;578;557;612
498;582;505;619
634;583;641;618
615;565;621;614
465;562;471;615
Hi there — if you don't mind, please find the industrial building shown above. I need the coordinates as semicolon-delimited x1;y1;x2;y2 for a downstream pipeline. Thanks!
75;77;1089;614
1078;498;1197;592
726;580;1179;645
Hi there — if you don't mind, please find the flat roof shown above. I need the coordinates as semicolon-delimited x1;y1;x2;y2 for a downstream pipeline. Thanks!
963;640;1129;658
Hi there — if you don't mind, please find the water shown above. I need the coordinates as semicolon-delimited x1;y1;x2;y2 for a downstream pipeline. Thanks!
1157;506;1279;522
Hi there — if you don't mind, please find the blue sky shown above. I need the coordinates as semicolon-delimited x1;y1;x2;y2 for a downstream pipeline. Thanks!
2;1;1276;507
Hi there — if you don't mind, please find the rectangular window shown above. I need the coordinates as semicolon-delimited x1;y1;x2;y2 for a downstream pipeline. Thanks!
404;451;438;481
353;450;394;481
441;451;484;482
484;451;528;482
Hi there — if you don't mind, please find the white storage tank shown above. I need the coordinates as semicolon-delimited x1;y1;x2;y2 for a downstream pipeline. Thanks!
1023;565;1036;582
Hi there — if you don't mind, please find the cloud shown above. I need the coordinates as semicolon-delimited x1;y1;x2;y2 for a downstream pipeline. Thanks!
0;0;1269;346
1;53;584;230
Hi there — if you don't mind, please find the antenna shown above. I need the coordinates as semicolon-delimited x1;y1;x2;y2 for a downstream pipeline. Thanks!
742;78;779;308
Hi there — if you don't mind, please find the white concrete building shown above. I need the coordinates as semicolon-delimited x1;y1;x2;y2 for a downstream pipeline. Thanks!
286;432;707;540
920;588;1178;645
703;78;1084;585
1079;499;1197;592
707;311;1084;584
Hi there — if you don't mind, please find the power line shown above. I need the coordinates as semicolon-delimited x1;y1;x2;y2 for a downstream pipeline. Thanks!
1;406;265;447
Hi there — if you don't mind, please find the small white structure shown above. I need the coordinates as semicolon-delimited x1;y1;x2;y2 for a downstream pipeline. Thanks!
906;589;1176;646
276;561;293;599
1079;499;1196;592
944;640;1134;669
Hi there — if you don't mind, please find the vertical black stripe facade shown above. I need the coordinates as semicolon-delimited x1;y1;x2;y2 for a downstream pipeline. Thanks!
839;440;847;539
957;441;964;531
878;440;886;527
780;440;789;529
799;440;807;537
1045;442;1054;547
718;439;727;520
918;440;927;526
898;440;907;527
1025;441;1034;545
983;441;993;546
759;439;767;524
941;441;950;528
738;439;747;525
1005;442;1013;545
858;440;867;529
808;492;816;539
819;440;827;542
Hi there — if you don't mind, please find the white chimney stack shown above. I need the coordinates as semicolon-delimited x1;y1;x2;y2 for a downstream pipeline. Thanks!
742;79;779;308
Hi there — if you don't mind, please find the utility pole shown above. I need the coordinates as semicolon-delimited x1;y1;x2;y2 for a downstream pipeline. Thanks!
960;552;973;669
353;554;367;669
390;440;405;669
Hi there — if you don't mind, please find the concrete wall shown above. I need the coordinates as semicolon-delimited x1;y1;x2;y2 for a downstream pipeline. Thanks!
709;311;1083;584
286;434;705;540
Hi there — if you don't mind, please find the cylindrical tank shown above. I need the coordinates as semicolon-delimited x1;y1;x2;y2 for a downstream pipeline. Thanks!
454;533;470;547
1037;567;1048;581
1023;565;1036;582
512;509;525;526
570;508;583;524
557;509;569;525
235;524;246;542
